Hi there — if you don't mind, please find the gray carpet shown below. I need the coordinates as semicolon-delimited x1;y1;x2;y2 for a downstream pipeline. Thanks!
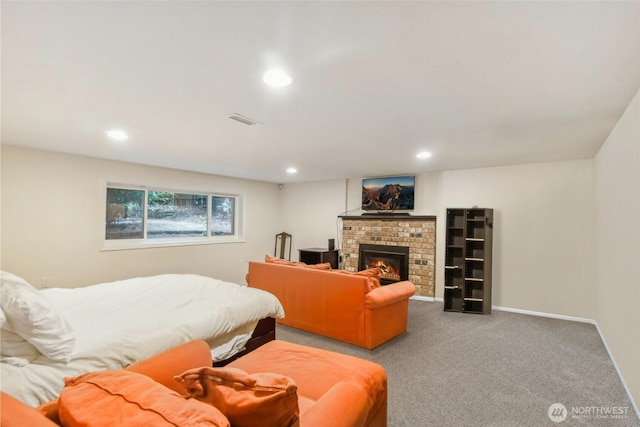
276;300;639;426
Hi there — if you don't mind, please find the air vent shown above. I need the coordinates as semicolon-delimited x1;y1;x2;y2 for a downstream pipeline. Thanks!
227;113;262;126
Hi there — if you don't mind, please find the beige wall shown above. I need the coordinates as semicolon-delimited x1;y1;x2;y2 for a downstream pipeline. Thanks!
0;146;281;287
595;88;640;408
286;160;597;317
437;160;597;317
278;179;347;261
340;160;596;318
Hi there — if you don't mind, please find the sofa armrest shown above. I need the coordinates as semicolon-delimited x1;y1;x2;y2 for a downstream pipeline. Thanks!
1;392;60;427
127;340;213;394
365;280;415;310
300;381;372;427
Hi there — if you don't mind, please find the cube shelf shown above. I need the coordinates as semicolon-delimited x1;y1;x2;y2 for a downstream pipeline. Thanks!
444;208;493;314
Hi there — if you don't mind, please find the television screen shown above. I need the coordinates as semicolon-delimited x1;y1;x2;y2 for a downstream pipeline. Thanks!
362;176;415;211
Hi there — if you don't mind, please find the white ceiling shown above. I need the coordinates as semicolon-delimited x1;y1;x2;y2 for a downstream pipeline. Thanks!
2;1;639;183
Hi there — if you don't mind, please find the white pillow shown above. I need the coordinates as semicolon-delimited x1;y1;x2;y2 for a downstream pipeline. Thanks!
1;271;75;363
1;330;41;366
1;308;38;366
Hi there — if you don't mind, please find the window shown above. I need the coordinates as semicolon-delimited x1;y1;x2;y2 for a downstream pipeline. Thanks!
106;188;145;239
147;191;207;239
105;185;243;249
212;196;235;236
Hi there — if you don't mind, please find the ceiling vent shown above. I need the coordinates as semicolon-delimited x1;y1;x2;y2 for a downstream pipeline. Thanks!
227;113;262;126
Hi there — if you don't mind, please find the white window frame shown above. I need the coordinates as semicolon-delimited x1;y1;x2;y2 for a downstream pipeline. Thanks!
102;184;245;251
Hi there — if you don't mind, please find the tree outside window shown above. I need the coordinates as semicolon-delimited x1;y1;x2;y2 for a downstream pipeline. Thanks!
105;188;144;239
212;196;235;236
106;186;239;243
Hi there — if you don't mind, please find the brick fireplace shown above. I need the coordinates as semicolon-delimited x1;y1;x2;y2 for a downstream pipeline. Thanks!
340;215;436;297
359;243;410;285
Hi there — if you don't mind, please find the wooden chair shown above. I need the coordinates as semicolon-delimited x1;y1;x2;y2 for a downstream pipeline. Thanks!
274;232;292;260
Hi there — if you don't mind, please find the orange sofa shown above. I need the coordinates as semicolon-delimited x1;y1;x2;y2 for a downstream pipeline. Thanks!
246;261;416;349
2;339;387;427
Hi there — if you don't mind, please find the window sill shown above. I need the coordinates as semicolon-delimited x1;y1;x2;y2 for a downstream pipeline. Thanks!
101;236;245;251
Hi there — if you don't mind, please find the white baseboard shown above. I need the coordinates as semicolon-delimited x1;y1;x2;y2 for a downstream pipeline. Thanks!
592;321;640;420
492;305;596;324
410;295;435;302
409;297;639;419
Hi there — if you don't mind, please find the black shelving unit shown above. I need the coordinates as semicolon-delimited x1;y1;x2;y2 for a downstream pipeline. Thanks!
444;208;493;314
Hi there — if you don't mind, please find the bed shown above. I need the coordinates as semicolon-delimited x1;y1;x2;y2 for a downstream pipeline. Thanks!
0;271;284;407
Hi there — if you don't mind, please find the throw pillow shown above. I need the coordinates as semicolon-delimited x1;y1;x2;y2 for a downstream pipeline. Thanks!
335;267;382;291
357;267;383;289
264;255;302;266
59;370;230;427
175;366;299;427
0;271;75;363
302;262;332;270
264;255;332;270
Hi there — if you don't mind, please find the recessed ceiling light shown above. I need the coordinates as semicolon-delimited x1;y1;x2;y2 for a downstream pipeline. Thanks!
263;69;292;87
416;151;432;159
106;129;128;141
286;167;297;174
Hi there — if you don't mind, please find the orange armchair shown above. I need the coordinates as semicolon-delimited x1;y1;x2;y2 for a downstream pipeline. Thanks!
2;340;388;427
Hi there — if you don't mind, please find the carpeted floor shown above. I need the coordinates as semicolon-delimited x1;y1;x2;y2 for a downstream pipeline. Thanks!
276;299;639;426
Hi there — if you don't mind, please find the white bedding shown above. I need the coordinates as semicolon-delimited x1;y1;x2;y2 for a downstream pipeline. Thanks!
1;273;284;407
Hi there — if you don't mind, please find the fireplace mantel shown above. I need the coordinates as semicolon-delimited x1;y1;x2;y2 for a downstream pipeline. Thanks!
339;215;436;221
340;215;436;297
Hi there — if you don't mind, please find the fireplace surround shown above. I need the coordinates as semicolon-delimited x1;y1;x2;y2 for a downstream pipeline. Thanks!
340;214;436;297
359;244;409;285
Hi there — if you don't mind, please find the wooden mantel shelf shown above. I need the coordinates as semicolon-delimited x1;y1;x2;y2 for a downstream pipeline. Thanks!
339;214;437;221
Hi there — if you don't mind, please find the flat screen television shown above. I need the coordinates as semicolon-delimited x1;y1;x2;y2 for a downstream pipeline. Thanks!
362;176;415;211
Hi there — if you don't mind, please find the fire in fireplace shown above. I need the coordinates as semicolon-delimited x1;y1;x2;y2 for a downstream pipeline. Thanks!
358;244;409;285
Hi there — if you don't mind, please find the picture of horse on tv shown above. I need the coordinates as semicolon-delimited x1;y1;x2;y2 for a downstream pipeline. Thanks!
362;176;415;211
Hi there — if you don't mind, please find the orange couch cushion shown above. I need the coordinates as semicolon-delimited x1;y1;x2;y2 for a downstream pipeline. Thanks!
58;371;230;427
228;340;387;426
175;366;299;427
334;267;382;290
